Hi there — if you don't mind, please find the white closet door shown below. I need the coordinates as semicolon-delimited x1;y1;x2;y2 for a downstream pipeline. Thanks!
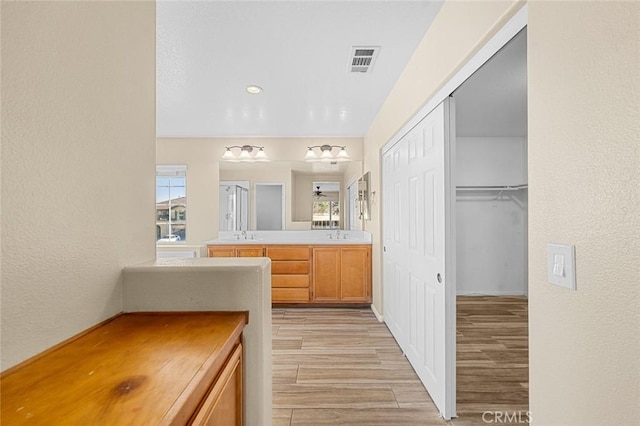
382;99;455;419
383;139;409;346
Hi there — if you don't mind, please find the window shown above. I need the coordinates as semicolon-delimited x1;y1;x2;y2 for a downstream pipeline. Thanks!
156;165;186;242
312;200;340;229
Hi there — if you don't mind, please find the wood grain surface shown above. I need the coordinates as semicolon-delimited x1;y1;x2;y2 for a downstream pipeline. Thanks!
1;312;247;425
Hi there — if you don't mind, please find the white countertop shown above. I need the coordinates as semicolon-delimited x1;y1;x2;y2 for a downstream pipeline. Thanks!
125;257;271;272
204;230;372;246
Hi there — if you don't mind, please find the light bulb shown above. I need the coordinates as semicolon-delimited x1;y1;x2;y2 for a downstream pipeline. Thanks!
255;148;268;161
239;149;252;160
222;148;236;160
305;148;318;160
246;85;263;94
337;147;349;158
320;148;333;160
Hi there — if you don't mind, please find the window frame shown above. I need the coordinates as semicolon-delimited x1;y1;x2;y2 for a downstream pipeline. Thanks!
156;165;187;244
312;199;340;230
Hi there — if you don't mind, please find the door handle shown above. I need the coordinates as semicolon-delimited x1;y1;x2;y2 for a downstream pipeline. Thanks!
437;273;442;283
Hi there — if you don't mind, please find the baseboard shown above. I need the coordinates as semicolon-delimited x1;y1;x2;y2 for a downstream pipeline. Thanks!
370;304;384;322
456;291;528;296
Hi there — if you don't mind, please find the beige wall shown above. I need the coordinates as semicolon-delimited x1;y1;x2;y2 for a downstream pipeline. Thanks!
1;2;156;369
528;2;639;424
364;0;639;424
157;137;363;240
157;139;220;244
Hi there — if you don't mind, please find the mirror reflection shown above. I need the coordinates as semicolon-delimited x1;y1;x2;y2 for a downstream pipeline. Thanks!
219;181;249;231
218;160;363;230
311;182;340;229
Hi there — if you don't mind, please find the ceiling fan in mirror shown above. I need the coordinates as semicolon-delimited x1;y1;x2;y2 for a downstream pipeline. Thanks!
313;186;328;199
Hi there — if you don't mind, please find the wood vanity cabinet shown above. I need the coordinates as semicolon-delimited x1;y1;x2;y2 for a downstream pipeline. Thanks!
1;312;247;425
266;246;311;303
206;243;371;305
312;245;371;303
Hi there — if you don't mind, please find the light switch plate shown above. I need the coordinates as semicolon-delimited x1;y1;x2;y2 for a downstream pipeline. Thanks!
547;243;576;290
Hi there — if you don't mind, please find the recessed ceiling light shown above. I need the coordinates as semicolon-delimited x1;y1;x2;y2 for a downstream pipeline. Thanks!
246;85;263;94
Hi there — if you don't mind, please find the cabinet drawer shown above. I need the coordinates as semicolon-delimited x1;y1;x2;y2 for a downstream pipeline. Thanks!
266;246;310;261
208;247;235;257
272;288;309;303
272;274;309;288
271;261;309;275
237;247;264;257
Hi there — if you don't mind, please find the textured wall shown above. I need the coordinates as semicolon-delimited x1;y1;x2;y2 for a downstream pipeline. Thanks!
1;2;156;369
528;2;640;424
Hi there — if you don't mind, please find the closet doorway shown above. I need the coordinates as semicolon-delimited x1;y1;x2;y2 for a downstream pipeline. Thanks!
380;9;527;421
453;28;528;422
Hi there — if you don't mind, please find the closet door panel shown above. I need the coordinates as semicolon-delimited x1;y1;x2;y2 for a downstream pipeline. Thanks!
383;140;409;347
382;100;454;419
403;102;447;415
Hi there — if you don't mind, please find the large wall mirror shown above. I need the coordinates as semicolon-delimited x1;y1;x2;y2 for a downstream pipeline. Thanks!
219;160;362;230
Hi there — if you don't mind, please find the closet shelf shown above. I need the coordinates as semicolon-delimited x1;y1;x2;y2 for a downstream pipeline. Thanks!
456;184;528;191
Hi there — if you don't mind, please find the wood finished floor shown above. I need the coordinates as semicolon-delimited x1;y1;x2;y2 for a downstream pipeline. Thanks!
272;296;528;426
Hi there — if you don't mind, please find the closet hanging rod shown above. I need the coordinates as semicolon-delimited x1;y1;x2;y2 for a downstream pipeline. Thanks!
456;184;528;191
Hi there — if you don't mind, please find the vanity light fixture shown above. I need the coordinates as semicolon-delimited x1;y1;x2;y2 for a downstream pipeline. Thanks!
305;145;351;162
222;145;270;162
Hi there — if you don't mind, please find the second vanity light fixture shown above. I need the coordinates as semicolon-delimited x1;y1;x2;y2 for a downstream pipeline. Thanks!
304;145;351;162
222;145;270;162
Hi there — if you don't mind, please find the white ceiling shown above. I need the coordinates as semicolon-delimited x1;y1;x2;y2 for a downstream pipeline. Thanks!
156;1;444;138
454;28;528;137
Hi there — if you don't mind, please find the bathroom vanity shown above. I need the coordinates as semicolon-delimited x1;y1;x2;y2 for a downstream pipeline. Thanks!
206;231;372;305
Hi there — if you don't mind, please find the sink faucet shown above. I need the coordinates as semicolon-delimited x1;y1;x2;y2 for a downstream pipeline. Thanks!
241;230;247;239
336;229;341;239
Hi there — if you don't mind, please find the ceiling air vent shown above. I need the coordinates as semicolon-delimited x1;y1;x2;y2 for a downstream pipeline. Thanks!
349;46;380;73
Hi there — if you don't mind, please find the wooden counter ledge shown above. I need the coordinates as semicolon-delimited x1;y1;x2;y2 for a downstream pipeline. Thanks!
1;311;248;425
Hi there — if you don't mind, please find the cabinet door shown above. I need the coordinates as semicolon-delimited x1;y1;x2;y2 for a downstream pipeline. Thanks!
208;247;236;257
191;344;242;426
236;247;264;257
340;247;371;302
312;247;341;302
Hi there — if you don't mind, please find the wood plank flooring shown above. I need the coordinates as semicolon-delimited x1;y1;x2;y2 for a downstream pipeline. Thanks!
273;296;528;425
455;296;529;425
